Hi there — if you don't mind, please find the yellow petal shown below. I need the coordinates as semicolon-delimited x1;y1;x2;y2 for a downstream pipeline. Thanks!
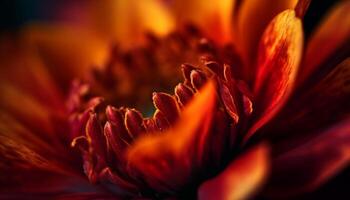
235;0;298;77
198;144;269;200
172;0;235;45
126;81;216;192
299;1;350;83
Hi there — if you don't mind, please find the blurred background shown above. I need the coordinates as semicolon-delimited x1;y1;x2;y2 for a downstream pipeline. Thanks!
0;0;340;37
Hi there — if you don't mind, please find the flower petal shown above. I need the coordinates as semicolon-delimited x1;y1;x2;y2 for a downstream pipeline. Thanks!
235;0;298;75
299;1;350;83
198;144;269;200
172;0;235;44
268;58;350;143
245;10;303;142
126;81;216;192
265;117;350;197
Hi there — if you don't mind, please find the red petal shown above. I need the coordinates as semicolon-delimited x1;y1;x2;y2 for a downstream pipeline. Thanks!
152;92;180;124
219;81;239;123
105;106;133;142
124;108;145;138
86;113;106;159
174;83;194;107
245;10;303;142
190;69;207;91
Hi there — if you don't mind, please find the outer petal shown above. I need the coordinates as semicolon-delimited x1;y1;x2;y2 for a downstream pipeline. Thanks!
265;117;350;197
198;144;269;200
299;1;350;83
245;10;303;142
172;0;235;44
126;81;216;192
235;0;298;75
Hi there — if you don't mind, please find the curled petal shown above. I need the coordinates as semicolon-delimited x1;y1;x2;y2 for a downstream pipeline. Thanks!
126;81;216;192
190;70;207;91
246;10;303;142
198;144;269;200
106;106;133;143
174;83;194;107
153;110;170;131
124;108;145;138
152;92;180;124
219;81;239;123
299;1;350;83
86;113;106;159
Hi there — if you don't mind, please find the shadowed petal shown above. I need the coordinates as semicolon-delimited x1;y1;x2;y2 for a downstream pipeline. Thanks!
299;1;350;83
235;0;298;75
126;81;216;192
267;58;350;146
198;144;269;200
245;10;303;142
265;117;350;197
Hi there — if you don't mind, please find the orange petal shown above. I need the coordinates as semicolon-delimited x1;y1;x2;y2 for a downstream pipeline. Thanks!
126;81;216;192
265;117;350;197
235;0;298;78
245;10;303;142
172;0;235;45
86;0;174;49
198;144;269;200
299;1;350;83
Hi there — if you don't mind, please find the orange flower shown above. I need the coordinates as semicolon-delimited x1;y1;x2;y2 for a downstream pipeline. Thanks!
0;0;349;199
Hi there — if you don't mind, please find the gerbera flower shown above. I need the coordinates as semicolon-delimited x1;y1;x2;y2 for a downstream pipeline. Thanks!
0;0;349;199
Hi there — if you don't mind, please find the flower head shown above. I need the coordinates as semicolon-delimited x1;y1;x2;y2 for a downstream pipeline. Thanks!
0;0;350;199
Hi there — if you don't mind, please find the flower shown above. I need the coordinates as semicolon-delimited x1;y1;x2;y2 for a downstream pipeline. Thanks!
0;0;349;199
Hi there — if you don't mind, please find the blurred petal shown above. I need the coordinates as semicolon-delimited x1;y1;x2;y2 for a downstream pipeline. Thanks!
23;25;110;89
235;0;297;73
299;1;350;83
0;36;64;110
265;117;350;197
172;0;235;44
245;10;303;142
0;83;61;143
126;81;216;192
88;0;174;49
198;144;269;200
